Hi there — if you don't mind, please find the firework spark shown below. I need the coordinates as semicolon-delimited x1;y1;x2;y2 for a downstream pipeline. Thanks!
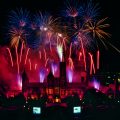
24;48;30;65
34;63;38;70
19;41;24;63
62;0;83;18
39;50;41;59
78;33;86;71
15;46;19;74
97;50;100;69
35;12;59;32
52;63;58;76
28;59;31;70
9;9;29;28
82;0;100;22
57;44;63;62
84;17;110;47
68;57;74;70
78;51;82;61
9;27;26;48
69;43;72;58
6;48;14;67
89;52;96;74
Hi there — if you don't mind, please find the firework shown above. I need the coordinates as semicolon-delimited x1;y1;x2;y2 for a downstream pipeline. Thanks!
69;43;72;58
89;53;93;75
9;27;26;48
62;0;83;18
108;42;120;54
62;37;67;51
35;12;58;31
97;50;100;69
27;12;60;49
84;17;110;47
15;46;19;74
19;41;24;63
78;33;87;71
9;9;29;28
3;0;110;87
51;62;58;76
47;32;52;52
8;9;29;48
45;58;49;67
68;57;74;70
78;51;82;61
82;0;100;22
89;52;96;74
28;59;31;70
72;28;93;52
24;48;30;65
44;49;47;60
57;43;63;62
34;63;38;70
6;47;14;67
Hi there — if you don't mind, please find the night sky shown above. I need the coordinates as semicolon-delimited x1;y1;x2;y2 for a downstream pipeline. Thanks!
0;0;120;72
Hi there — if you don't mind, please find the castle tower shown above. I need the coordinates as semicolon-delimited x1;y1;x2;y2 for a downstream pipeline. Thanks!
47;71;55;95
22;70;29;93
60;62;67;88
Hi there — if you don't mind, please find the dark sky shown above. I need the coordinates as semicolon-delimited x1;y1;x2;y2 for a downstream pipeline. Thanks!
0;0;120;71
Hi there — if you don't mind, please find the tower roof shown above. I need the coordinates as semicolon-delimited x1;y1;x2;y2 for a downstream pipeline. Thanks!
47;70;54;79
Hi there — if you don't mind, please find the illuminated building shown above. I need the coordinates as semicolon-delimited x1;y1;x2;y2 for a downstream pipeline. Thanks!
21;59;87;99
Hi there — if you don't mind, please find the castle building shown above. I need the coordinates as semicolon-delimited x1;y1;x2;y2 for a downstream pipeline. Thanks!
22;61;87;100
